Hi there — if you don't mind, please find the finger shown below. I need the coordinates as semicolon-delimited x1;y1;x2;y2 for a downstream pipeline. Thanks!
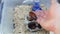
37;17;55;31
48;0;56;9
47;0;57;18
51;0;57;5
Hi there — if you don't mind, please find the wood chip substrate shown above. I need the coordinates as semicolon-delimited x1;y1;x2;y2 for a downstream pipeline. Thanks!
13;5;49;34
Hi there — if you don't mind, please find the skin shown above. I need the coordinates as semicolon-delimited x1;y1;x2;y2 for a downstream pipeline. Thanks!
33;0;60;34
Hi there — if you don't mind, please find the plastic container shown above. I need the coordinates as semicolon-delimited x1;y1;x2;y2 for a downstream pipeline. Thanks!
1;0;54;34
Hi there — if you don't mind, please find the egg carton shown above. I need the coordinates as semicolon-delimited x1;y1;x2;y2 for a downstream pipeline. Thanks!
13;4;49;34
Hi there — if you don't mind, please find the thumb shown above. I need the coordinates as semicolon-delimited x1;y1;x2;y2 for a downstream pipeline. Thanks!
51;0;60;5
51;0;56;5
47;0;58;19
49;0;57;9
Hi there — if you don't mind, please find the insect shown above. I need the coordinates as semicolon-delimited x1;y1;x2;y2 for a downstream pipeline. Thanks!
27;11;37;21
28;22;42;29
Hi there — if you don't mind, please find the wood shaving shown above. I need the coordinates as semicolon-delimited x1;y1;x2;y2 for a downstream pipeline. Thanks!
13;5;49;34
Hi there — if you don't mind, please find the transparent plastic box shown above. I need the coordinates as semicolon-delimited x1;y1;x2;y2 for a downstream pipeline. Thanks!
1;0;54;34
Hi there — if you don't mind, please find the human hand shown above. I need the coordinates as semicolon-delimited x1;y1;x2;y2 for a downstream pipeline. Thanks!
33;0;60;32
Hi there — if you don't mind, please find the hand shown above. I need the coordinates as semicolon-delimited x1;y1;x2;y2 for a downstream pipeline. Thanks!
33;0;60;32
